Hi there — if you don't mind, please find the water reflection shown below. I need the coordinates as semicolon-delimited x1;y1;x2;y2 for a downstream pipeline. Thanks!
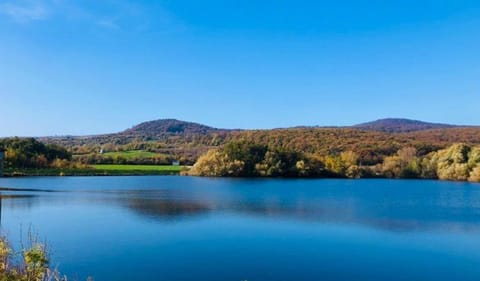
119;195;480;233
0;193;38;225
1;178;480;234
2;178;480;281
125;198;211;219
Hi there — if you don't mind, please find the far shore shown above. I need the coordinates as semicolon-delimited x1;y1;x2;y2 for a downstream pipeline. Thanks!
2;165;187;177
1;167;479;185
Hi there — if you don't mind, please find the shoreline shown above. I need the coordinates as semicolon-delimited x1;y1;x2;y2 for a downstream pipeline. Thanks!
2;166;185;177
2;170;479;184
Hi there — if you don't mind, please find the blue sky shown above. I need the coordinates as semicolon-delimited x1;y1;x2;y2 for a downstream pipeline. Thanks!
1;0;479;136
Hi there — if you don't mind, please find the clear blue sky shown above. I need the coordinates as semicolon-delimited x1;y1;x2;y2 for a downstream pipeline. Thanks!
1;0;479;136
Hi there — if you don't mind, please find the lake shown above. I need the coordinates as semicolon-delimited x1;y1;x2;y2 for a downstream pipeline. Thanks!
0;176;479;281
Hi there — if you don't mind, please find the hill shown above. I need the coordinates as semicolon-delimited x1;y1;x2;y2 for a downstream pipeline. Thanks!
353;118;459;133
36;118;480;166
39;119;234;165
122;119;229;137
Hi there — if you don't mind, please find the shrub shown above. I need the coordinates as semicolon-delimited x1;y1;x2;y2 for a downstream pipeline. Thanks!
469;166;480;182
0;236;67;281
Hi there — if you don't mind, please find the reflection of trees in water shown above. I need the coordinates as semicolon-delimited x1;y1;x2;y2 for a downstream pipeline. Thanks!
227;197;480;233
0;187;58;217
0;194;38;226
2;185;479;234
125;198;211;220
123;192;480;233
0;194;38;209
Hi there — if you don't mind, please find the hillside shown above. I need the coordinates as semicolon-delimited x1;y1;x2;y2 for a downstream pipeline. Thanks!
36;118;480;166
39;119;233;164
353;118;459;133
122;119;230;137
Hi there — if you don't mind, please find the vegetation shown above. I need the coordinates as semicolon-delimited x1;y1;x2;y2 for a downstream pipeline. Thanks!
190;140;480;182
74;150;174;166
0;137;184;176
40;119;231;166
0;236;67;281
101;150;158;159
2;119;480;181
3;165;184;176
0;138;72;169
38;119;480;166
0;138;92;176
353;118;457;133
92;164;184;175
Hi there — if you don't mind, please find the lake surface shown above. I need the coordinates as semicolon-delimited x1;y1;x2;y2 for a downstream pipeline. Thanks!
0;177;480;281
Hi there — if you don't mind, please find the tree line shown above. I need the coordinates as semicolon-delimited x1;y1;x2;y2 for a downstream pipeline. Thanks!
189;140;480;182
0;137;74;169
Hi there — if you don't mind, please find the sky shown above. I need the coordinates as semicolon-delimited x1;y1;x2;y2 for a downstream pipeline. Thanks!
0;0;479;136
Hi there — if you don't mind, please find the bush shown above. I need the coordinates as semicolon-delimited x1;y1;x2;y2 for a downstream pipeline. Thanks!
434;144;472;181
0;236;67;281
469;166;480;182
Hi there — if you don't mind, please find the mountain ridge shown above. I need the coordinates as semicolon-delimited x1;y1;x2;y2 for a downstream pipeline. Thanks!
38;118;475;140
31;117;480;166
352;118;462;133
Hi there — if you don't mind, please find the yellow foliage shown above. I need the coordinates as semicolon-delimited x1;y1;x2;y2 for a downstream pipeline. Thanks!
340;151;359;166
469;166;480;182
189;150;245;176
433;144;472;181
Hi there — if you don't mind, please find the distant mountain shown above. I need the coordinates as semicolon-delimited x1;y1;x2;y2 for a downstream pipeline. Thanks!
353;118;459;133
121;119;230;137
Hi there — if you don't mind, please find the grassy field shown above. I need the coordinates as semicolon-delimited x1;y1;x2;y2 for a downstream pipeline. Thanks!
92;164;184;172
100;150;159;159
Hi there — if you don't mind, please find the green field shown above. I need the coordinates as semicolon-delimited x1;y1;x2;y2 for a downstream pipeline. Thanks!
100;150;159;159
92;164;184;172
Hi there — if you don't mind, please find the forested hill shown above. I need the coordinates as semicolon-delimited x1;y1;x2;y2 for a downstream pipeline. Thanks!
122;119;231;137
39;119;235;164
35;118;480;166
353;118;459;133
40;119;233;146
41;118;467;144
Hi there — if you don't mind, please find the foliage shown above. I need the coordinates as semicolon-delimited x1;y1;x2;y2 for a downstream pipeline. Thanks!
190;150;245;177
432;144;471;181
0;236;66;281
191;141;480;182
0;138;71;169
381;147;420;178
353;118;456;133
469;165;480;182
75;151;173;166
39;119;480;167
190;141;325;177
92;164;184;172
4;119;480;182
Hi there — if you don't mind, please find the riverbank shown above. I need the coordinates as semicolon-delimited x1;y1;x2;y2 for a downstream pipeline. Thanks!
3;165;187;177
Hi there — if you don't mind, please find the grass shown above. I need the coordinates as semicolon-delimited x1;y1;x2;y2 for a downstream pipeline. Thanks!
100;150;159;159
92;164;184;172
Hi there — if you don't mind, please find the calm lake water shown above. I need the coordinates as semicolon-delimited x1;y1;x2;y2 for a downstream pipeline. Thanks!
0;176;479;281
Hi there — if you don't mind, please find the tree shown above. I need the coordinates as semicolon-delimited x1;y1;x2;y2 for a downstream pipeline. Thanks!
382;147;420;178
324;155;346;176
189;150;245;177
340;151;359;166
255;150;299;177
224;141;267;176
433;144;469;181
469;165;480;182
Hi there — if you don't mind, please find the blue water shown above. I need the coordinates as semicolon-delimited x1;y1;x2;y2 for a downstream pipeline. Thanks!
0;176;480;280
